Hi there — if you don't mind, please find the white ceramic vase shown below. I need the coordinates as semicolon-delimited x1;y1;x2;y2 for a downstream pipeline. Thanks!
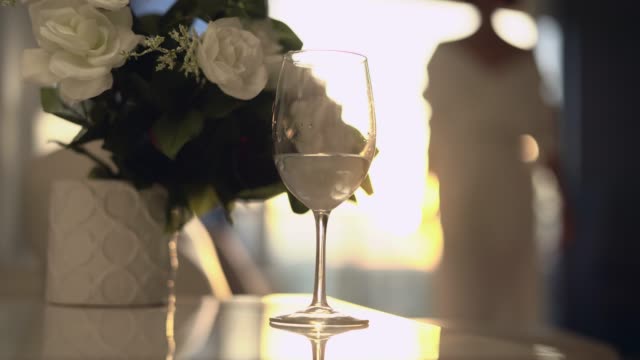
41;304;172;358
46;180;176;306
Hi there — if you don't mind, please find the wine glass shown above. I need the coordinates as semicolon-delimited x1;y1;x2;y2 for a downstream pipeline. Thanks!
271;50;376;328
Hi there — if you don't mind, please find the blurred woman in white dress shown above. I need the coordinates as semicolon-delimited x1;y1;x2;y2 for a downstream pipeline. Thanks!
425;0;556;328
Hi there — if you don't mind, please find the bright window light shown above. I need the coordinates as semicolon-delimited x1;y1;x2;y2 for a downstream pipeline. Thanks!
33;111;81;156
492;8;539;49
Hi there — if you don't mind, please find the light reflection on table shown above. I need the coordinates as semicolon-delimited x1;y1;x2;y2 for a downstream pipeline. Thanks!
261;294;440;359
0;294;618;359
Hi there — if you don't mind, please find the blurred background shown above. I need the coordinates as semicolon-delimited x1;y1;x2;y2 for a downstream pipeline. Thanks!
1;0;639;358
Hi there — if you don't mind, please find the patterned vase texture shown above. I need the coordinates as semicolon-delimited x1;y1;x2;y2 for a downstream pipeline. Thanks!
41;305;172;359
46;180;174;305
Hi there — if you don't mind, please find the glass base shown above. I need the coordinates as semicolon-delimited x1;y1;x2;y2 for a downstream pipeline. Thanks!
269;305;369;329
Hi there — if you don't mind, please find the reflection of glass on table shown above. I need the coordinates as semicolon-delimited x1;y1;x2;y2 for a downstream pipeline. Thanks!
0;295;619;359
270;321;367;360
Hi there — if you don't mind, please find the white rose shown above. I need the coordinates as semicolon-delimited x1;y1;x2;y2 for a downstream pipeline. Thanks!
196;17;267;100
245;19;283;90
22;0;141;102
87;0;128;10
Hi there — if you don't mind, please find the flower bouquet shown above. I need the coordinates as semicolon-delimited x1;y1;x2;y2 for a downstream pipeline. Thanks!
4;0;306;230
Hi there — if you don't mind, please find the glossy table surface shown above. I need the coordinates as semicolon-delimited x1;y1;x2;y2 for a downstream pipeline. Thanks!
0;294;618;359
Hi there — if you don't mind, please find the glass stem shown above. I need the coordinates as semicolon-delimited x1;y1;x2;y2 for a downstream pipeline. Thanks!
310;210;330;308
311;339;327;360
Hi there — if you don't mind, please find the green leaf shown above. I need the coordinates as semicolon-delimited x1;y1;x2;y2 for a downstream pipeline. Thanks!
243;0;268;18
287;191;308;214
224;4;249;18
134;15;162;35
124;73;154;106
243;90;274;121
87;99;111;125
70;126;105;146
40;88;88;126
236;181;286;200
51;140;116;178
161;0;225;29
150;70;194;113
225;0;267;18
184;184;220;216
196;0;227;18
360;174;374;195
152;111;204;159
200;85;243;119
88;165;117;179
161;0;197;29
270;19;303;52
